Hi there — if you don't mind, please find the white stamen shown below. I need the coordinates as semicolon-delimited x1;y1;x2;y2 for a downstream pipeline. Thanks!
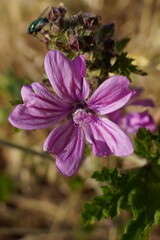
73;108;91;126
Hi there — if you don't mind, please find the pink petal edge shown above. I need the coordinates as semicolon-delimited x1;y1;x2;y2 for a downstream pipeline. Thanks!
88;75;135;115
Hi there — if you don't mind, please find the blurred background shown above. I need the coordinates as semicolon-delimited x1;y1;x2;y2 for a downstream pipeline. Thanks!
0;0;160;239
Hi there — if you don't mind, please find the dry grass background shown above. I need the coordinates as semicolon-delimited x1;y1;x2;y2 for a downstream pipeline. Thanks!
0;0;160;239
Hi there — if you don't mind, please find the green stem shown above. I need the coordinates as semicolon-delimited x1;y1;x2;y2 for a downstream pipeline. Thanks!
0;139;53;160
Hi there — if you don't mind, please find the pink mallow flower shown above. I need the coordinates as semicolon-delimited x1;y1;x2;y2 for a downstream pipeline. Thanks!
8;50;134;176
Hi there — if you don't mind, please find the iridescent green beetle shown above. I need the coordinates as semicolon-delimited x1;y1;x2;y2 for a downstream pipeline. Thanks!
28;18;49;34
28;7;50;35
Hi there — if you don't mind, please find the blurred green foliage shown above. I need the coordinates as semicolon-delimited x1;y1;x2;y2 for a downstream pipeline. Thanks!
68;176;84;191
0;173;13;201
0;69;32;126
0;69;23;98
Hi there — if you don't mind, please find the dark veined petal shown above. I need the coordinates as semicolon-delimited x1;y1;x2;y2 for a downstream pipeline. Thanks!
44;50;90;103
83;115;134;157
88;75;135;115
8;83;72;130
44;120;85;176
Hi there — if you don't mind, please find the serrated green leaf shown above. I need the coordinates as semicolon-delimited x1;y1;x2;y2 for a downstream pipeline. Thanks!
115;38;130;52
92;167;119;184
121;212;150;240
135;128;160;163
111;52;147;79
81;163;160;239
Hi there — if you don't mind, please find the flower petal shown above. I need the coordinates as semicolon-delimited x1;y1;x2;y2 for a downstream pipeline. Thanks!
83;115;134;157
44;120;85;176
88;75;134;114
44;50;90;103
107;109;123;126
122;111;156;133
8;83;72;130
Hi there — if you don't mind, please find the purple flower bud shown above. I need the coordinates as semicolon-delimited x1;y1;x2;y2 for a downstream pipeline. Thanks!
67;35;82;51
122;111;156;133
48;6;66;21
83;12;101;29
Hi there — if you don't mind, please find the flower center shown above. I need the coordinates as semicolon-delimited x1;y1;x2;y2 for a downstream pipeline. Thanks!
73;108;91;126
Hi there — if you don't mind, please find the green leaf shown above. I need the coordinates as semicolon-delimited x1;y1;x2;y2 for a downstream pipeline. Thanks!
121;166;160;239
81;168;125;227
115;38;130;52
121;212;150;240
111;52;147;79
92;167;119;183
134;128;153;159
134;128;160;163
80;164;160;239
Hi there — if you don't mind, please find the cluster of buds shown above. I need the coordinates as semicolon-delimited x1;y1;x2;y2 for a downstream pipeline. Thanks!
28;5;115;77
46;8;104;52
28;5;147;86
